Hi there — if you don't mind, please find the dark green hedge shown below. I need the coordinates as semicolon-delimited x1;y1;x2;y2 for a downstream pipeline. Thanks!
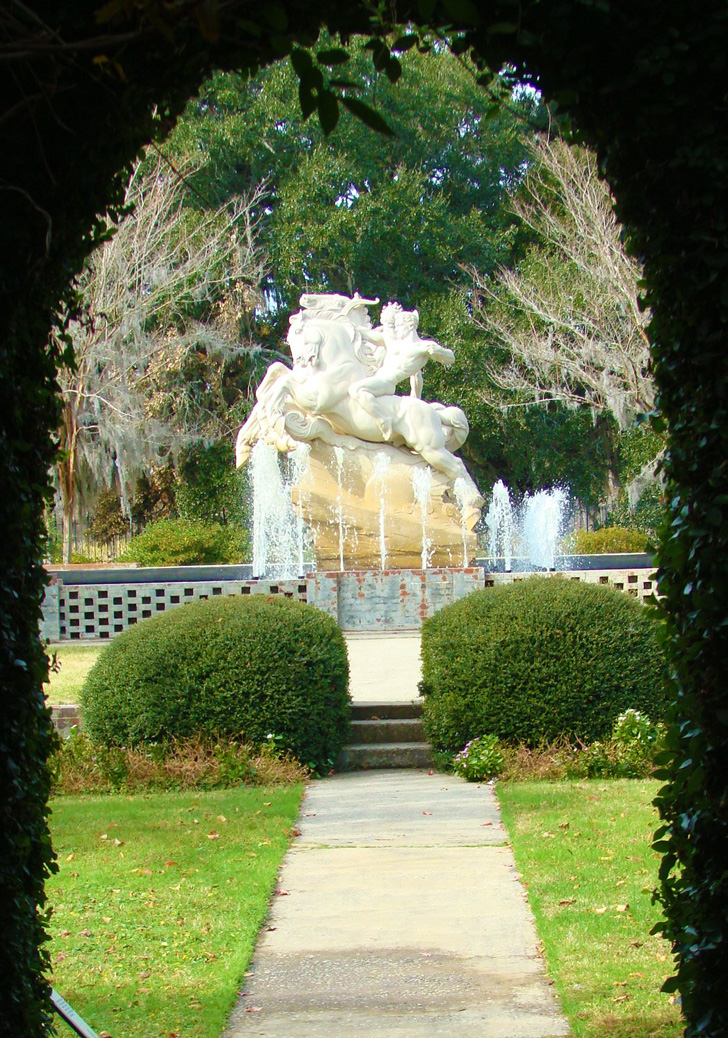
3;1;728;1032
421;578;668;751
82;596;350;771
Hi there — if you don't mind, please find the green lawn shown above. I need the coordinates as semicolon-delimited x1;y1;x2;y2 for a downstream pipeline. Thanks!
497;779;683;1038
45;644;102;706
47;786;303;1038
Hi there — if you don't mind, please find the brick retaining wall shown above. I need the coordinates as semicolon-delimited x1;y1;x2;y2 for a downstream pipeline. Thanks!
41;564;657;640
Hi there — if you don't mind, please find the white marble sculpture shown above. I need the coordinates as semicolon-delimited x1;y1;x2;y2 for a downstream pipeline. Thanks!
236;292;483;566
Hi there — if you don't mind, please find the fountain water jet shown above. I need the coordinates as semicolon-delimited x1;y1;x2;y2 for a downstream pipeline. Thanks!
333;446;347;571
250;440;310;578
373;452;391;570
412;465;433;569
521;487;568;571
485;479;514;571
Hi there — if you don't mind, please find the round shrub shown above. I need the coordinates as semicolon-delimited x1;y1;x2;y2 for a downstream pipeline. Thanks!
568;526;650;554
81;595;350;771
119;518;248;566
420;576;669;751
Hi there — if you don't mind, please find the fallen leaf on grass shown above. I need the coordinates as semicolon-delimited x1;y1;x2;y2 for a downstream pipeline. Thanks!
616;903;630;912
65;853;74;862
79;929;92;937
630;940;643;948
59;930;71;937
165;860;177;867
558;898;576;906
218;815;227;823
262;802;272;807
207;831;220;840
613;994;632;1003
594;907;607;914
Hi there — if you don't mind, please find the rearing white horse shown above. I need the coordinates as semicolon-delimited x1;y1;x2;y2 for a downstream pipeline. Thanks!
235;299;483;520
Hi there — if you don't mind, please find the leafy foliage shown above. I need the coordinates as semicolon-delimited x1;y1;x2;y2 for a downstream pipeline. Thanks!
50;728;306;793
452;734;505;781
175;440;248;526
119;517;248;566
81;595;350;771
420;578;669;751
568;526;650;555
2;1;728;1031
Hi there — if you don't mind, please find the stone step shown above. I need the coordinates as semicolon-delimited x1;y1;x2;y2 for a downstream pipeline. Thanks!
337;742;433;771
350;701;423;721
349;718;428;744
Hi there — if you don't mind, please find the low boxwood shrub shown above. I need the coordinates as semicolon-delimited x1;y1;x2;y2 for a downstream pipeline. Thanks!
81;595;350;771
421;577;669;751
568;526;650;554
119;518;248;566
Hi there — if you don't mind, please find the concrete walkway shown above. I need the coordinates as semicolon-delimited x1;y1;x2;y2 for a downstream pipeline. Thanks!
224;770;569;1037
344;633;422;704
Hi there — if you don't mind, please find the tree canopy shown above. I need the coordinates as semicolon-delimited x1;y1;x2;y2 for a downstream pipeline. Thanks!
2;3;728;1034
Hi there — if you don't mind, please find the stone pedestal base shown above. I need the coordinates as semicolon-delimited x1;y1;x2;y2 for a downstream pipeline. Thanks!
292;440;477;570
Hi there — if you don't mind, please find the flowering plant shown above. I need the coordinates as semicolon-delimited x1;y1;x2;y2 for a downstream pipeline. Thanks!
452;734;505;782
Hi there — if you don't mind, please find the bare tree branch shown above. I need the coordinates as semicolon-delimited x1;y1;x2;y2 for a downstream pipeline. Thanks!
467;137;653;431
54;148;268;559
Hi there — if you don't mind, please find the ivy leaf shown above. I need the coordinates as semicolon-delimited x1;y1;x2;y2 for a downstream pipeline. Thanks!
488;21;519;34
341;97;395;137
298;67;324;121
264;6;288;32
317;90;340;136
442;0;481;25
364;38;391;73
316;48;350;66
392;34;419;53
385;57;402;83
290;48;313;77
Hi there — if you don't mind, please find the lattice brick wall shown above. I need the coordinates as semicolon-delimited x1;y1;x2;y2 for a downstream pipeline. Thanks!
58;579;310;640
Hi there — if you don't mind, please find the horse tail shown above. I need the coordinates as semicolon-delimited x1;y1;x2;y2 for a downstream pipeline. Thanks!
431;403;469;450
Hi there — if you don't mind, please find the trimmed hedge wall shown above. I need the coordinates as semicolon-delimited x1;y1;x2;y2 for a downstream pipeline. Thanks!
82;596;350;771
421;577;668;751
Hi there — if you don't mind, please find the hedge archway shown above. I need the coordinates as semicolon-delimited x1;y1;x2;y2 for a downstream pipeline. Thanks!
2;3;727;1033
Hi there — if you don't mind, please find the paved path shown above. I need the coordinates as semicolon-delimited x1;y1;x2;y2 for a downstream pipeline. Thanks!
224;770;569;1037
344;633;422;704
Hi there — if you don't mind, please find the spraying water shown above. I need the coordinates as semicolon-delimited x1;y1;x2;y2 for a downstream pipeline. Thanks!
453;477;473;567
289;443;311;576
521;487;568;570
485;479;514;571
250;440;310;578
373;452;391;570
412;465;433;569
333;446;346;571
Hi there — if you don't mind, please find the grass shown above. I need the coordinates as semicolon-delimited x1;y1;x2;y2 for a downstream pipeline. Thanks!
47;786;303;1038
45;643;102;706
497;779;683;1038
